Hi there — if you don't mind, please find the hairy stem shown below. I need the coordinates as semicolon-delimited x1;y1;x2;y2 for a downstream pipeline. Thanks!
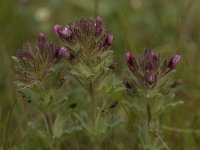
89;81;100;150
161;125;200;134
155;133;170;150
89;81;97;130
146;102;152;129
43;112;58;150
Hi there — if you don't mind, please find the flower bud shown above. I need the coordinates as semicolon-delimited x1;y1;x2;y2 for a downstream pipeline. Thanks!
95;28;102;37
54;46;68;59
125;52;133;66
38;32;47;43
62;26;72;38
38;32;47;49
104;34;113;46
95;17;103;26
168;55;181;69
54;24;63;35
146;73;154;84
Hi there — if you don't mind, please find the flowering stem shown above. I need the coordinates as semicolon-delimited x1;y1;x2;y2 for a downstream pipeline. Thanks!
89;82;96;129
94;0;99;17
43;112;56;150
89;81;100;150
146;102;152;128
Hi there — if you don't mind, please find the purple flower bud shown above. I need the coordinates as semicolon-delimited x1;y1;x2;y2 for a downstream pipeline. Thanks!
147;74;154;82
168;55;181;69
125;52;133;66
38;32;47;49
59;46;67;54
104;34;113;46
54;24;63;35
150;51;157;60
62;26;72;38
95;17;103;26
38;32;47;43
95;28;102;37
54;46;68;58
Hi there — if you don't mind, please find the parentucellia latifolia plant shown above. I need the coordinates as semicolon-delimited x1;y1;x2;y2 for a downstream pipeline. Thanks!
123;49;182;149
12;32;73;149
53;17;123;149
13;17;123;150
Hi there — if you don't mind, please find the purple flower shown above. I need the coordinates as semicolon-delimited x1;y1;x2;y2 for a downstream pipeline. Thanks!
125;48;181;89
15;32;63;85
146;73;154;84
54;24;63;36
38;32;47;49
95;28;102;37
168;55;181;69
62;26;72;38
38;32;47;43
104;34;113;46
95;17;103;27
125;52;133;66
54;17;112;52
55;46;68;58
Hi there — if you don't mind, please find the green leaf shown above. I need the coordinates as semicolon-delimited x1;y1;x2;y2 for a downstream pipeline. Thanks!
52;114;65;138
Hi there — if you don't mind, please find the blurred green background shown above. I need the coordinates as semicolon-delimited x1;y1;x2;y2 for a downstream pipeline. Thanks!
0;0;200;149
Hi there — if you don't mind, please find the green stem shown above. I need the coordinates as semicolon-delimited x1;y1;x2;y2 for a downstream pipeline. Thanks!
89;81;97;130
161;125;200;134
43;112;56;150
146;102;152;129
89;81;100;150
94;0;99;17
155;133;170;150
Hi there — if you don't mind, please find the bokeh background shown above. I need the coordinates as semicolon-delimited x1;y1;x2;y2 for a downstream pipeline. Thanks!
0;0;200;149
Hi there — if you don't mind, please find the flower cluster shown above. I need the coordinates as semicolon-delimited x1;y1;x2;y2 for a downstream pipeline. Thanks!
125;49;181;90
14;33;66;96
54;17;113;60
54;17;113;51
54;17;114;80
